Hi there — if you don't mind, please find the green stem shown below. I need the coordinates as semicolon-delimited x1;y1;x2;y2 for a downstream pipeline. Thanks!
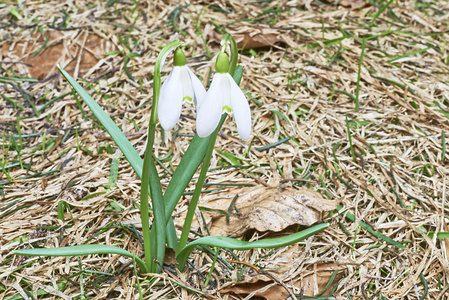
140;40;181;273
177;115;227;254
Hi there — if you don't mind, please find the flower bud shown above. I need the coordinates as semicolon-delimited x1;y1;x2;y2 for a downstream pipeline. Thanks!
215;52;230;74
173;47;186;67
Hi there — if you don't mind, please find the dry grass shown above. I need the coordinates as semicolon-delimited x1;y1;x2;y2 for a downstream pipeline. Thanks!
1;0;449;299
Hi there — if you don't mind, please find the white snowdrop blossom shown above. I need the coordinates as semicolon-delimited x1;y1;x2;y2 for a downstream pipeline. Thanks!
158;48;206;131
196;53;251;140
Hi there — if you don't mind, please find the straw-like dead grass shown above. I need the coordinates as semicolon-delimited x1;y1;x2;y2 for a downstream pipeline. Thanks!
1;0;449;299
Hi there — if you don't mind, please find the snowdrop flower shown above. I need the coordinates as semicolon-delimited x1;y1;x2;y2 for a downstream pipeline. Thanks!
196;53;251;140
158;47;206;131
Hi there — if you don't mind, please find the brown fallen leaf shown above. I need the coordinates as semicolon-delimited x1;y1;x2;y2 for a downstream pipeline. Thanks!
220;244;344;299
202;186;337;237
208;24;294;50
2;30;114;80
220;272;343;299
164;248;178;267
339;0;370;9
235;33;288;50
322;0;370;9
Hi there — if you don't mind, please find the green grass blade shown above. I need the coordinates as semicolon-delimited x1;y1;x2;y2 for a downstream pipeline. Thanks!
355;39;366;112
345;115;356;163
388;47;431;63
14;245;149;273
124;52;141;81
336;205;404;248
256;135;293;151
369;0;394;26
176;223;329;271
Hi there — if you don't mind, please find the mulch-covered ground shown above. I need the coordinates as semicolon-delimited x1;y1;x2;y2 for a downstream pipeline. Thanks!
1;0;449;299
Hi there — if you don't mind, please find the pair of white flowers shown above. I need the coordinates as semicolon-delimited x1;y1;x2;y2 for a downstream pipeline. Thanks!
158;48;251;141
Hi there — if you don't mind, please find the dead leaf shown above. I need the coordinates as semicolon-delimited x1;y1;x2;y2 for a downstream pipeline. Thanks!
339;0;370;9
220;244;343;299
2;30;114;80
221;279;288;299
322;0;370;9
164;248;178;266
235;33;288;50
208;24;294;50
202;186;337;237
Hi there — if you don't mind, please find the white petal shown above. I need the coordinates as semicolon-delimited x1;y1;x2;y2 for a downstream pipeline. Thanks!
186;67;206;107
196;74;224;137
180;66;194;102
158;67;183;130
227;73;251;141
221;74;231;113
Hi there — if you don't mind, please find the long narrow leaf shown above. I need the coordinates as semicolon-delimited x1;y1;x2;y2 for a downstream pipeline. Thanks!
57;66;143;177
58;66;155;271
58;63;182;270
149;159;165;272
176;223;329;271
14;245;149;273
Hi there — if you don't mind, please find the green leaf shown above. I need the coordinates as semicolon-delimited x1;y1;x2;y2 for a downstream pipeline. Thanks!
57;66;143;178
14;244;149;273
163;135;210;218
176;223;329;271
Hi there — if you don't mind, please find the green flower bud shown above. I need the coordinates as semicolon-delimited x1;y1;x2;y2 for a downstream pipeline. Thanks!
174;47;186;67
216;52;230;74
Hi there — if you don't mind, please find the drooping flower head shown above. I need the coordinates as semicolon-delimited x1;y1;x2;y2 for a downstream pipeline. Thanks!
158;47;206;131
196;52;251;140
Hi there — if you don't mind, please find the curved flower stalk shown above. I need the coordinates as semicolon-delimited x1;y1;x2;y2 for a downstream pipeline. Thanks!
158;47;206;131
196;52;251;141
